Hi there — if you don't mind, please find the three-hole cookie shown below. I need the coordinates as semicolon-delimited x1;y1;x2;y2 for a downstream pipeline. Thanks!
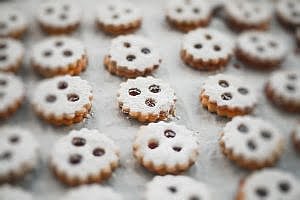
0;185;33;200
31;36;87;77
50;128;120;186
133;122;199;175
181;28;234;70
200;74;258;118
31;75;93;126
219;116;284;170
117;76;176;123
276;0;300;30
104;35;161;78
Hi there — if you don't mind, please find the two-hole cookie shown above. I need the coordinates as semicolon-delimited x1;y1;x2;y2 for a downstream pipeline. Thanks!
276;0;300;30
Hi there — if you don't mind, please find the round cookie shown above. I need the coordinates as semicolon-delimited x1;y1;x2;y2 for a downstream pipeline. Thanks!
265;70;300;113
0;127;39;182
0;8;27;39
133;122;198;175
0;73;25;119
292;124;300;152
36;0;81;35
165;0;212;32
96;0;142;35
50;128;120;186
145;175;211;200
31;75;93;126
61;185;123;200
236;31;287;69
31;36;87;77
219;116;284;170
200;74;258;118
0;185;33;200
224;0;272;31
276;0;300;31
181;28;234;70
117;76;176;123
0;38;24;73
104;35;161;78
236;169;300;200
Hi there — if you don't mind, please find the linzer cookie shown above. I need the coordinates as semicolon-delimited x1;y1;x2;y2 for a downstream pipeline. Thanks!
133;122;198;175
36;0;81;35
61;185;123;200
236;31;287;69
165;0;212;32
0;127;39;183
96;0;142;35
0;185;33;200
50;128;120;186
181;28;234;70
224;0;272;31
200;74;257;118
0;73;25;119
117;76;176;123
219;116;284;170
292;124;300;152
236;169;300;200
31;36;87;77
0;8;27;39
104;35;161;78
276;0;300;31
0;38;24;73
31;75;93;126
145;175;211;200
265;70;300;112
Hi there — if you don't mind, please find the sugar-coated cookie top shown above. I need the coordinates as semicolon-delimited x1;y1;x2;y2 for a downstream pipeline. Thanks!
202;74;257;109
0;185;33;200
222;116;283;161
0;127;39;177
145;175;211;200
242;169;300;200
276;0;300;25
31;36;85;69
0;38;24;70
50;128;119;179
268;70;300;103
61;185;123;200
0;73;24;112
237;31;287;60
182;28;234;61
37;0;81;28
117;76;176;115
96;0;142;26
32;75;92;117
294;124;300;141
166;0;212;22
0;8;27;37
108;35;161;70
134;122;198;166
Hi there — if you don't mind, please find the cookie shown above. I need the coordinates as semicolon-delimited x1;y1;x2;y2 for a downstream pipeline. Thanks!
0;127;39;183
50;128;120;186
165;0;212;32
145;175;211;200
31;75;93;126
265;70;300;113
0;38;24;73
236;169;300;200
104;35;161;78
224;0;272;31
117;76;176;123
219;116;284;170
96;0;142;35
0;8;27;39
0;73;25;119
292;124;300;152
37;0;81;35
236;31;287;69
0;185;33;200
200;74;257;118
276;0;300;31
133;122;198;175
31;36;87;77
61;185;123;200
181;28;234;70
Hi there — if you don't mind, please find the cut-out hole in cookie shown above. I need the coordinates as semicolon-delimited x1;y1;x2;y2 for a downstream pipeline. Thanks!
125;9;131;13
55;41;64;47
260;130;272;140
0;43;7;49
46;94;57;103
123;42;131;48
255;187;268;197
164;129;176;138
63;4;70;11
9;15;17;21
93;148;105;157
108;5;115;11
126;55;136;61
45;7;54;14
57;81;68;89
221;92;232;101
278;181;291;193
145;98;156;107
168;186;177;193
287;74;297;80
247;139;257;151
189;196;200;200
269;41;278;48
128;88;141;96
63;50;73;57
218;80;229;88
0;92;5;99
9;135;20;144
238;124;248;133
256;46;264;52
238;87;249;95
292;11;300;17
214;45;221;51
286;84;296;92
148;139;159;149
205;34;212;40
172;146;182;152
194;43;202;49
43;50;52;57
0;79;6;86
176;7;183;13
149;84;161;93
193;8;200;14
0;55;7;61
112;14;119;19
69;154;82;165
0;151;12;160
72;137;86;147
0;23;7;30
67;93;80;102
59;14;68;20
250;36;258;42
141;48;151;54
